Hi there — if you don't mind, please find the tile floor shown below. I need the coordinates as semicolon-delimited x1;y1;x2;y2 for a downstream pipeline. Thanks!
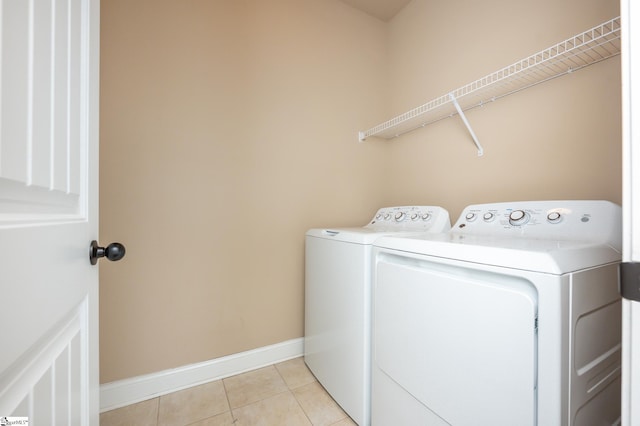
100;357;357;426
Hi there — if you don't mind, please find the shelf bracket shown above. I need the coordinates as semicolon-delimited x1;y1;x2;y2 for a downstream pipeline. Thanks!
449;93;484;156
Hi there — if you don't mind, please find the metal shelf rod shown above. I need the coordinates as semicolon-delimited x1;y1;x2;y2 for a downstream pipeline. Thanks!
449;93;483;156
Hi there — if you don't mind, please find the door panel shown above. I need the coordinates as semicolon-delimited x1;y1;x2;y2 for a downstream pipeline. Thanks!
4;304;84;423
0;0;99;423
0;0;83;220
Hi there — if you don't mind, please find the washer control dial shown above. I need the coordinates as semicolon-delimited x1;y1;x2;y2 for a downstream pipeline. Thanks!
509;210;529;226
547;211;562;223
483;212;495;222
421;213;431;221
383;213;391;221
465;212;477;222
395;212;406;222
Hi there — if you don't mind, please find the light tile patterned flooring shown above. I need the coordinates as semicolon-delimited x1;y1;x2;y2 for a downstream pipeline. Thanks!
100;357;357;426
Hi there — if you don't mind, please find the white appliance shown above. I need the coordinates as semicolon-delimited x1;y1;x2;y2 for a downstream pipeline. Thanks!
371;201;622;426
304;206;451;426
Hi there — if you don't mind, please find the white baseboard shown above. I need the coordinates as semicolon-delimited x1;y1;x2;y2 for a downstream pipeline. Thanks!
99;337;304;413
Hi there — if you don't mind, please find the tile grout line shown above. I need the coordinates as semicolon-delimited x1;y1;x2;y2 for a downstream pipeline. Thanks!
220;376;238;424
154;396;160;426
274;362;315;426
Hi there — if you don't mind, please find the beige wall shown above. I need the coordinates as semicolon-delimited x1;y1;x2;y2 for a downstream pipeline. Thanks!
382;0;621;219
99;0;622;383
99;0;389;383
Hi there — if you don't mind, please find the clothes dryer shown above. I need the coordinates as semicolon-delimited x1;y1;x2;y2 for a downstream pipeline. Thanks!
371;201;622;426
305;206;450;426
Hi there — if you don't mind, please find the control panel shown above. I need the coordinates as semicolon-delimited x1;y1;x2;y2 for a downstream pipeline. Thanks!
452;201;622;248
367;206;451;232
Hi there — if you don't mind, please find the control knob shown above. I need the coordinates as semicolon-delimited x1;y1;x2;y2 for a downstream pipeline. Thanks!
395;212;406;222
410;213;419;221
465;212;477;222
421;213;431;221
483;212;495;222
509;210;529;226
547;211;562;223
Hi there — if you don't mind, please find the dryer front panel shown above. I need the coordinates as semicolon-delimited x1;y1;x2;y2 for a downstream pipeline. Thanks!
373;252;538;426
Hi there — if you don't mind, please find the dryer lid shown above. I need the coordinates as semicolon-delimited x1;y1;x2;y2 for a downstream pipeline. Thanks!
374;232;621;274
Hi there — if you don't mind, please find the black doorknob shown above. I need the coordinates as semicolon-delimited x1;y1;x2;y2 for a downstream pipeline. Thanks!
90;240;126;265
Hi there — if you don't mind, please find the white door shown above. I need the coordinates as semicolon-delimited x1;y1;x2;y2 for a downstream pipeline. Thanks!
0;0;100;424
622;0;640;424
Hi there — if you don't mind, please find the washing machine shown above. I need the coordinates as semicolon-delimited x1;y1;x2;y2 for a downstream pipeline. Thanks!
304;206;451;426
371;200;622;426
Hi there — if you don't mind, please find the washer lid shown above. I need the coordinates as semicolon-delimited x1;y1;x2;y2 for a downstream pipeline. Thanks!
373;233;621;274
306;227;428;245
306;205;451;244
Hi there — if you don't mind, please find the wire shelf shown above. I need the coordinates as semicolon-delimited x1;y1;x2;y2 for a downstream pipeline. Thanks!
359;16;622;146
